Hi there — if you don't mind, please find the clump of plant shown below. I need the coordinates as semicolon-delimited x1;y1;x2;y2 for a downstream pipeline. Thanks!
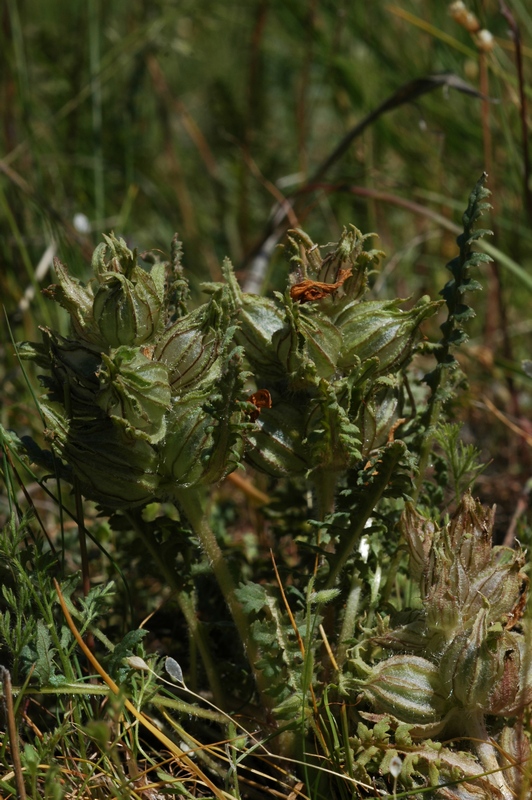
3;175;530;798
350;493;530;799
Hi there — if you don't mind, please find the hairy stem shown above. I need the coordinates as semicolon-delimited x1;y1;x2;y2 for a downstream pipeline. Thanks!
336;571;362;669
313;467;337;522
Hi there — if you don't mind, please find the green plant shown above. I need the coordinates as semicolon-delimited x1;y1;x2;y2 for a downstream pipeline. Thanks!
1;174;529;799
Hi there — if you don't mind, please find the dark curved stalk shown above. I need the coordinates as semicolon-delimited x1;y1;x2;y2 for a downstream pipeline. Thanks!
126;510;225;709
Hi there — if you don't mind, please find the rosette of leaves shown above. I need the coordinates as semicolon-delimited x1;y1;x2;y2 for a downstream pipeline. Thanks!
19;234;249;508
223;226;440;481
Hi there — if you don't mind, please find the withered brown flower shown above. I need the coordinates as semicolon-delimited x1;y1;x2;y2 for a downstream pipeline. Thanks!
247;389;273;422
290;267;352;303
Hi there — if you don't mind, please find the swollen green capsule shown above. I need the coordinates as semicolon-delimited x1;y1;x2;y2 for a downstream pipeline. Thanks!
337;296;440;375
92;269;164;348
153;290;233;394
235;295;286;380
159;345;247;489
44;257;99;344
440;616;528;716
41;403;160;509
245;401;308;477
159;390;215;488
221;256;286;380
38;329;101;410
272;293;342;389
356;655;451;725
90;235;166;348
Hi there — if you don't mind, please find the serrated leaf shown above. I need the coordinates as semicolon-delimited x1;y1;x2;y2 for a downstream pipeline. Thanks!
49;672;68;686
466;228;493;242
235;582;268;614
59;625;72;650
105;628;148;675
34;620;56;683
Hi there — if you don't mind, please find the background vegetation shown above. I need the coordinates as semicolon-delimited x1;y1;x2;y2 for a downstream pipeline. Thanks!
1;1;532;798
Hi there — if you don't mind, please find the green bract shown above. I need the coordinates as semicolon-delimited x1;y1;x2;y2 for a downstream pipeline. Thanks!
353;653;452;727
96;347;171;444
20;234;249;507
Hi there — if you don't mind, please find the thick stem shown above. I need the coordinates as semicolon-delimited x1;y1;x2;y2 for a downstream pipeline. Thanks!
175;487;272;707
313;468;338;576
1;667;26;800
411;395;441;505
126;511;224;708
466;711;513;800
313;467;337;522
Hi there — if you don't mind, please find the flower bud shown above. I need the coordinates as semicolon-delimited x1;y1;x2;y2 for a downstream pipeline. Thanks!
475;29;494;52
46;235;168;350
449;1;479;33
287;226;384;308
402;494;527;632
